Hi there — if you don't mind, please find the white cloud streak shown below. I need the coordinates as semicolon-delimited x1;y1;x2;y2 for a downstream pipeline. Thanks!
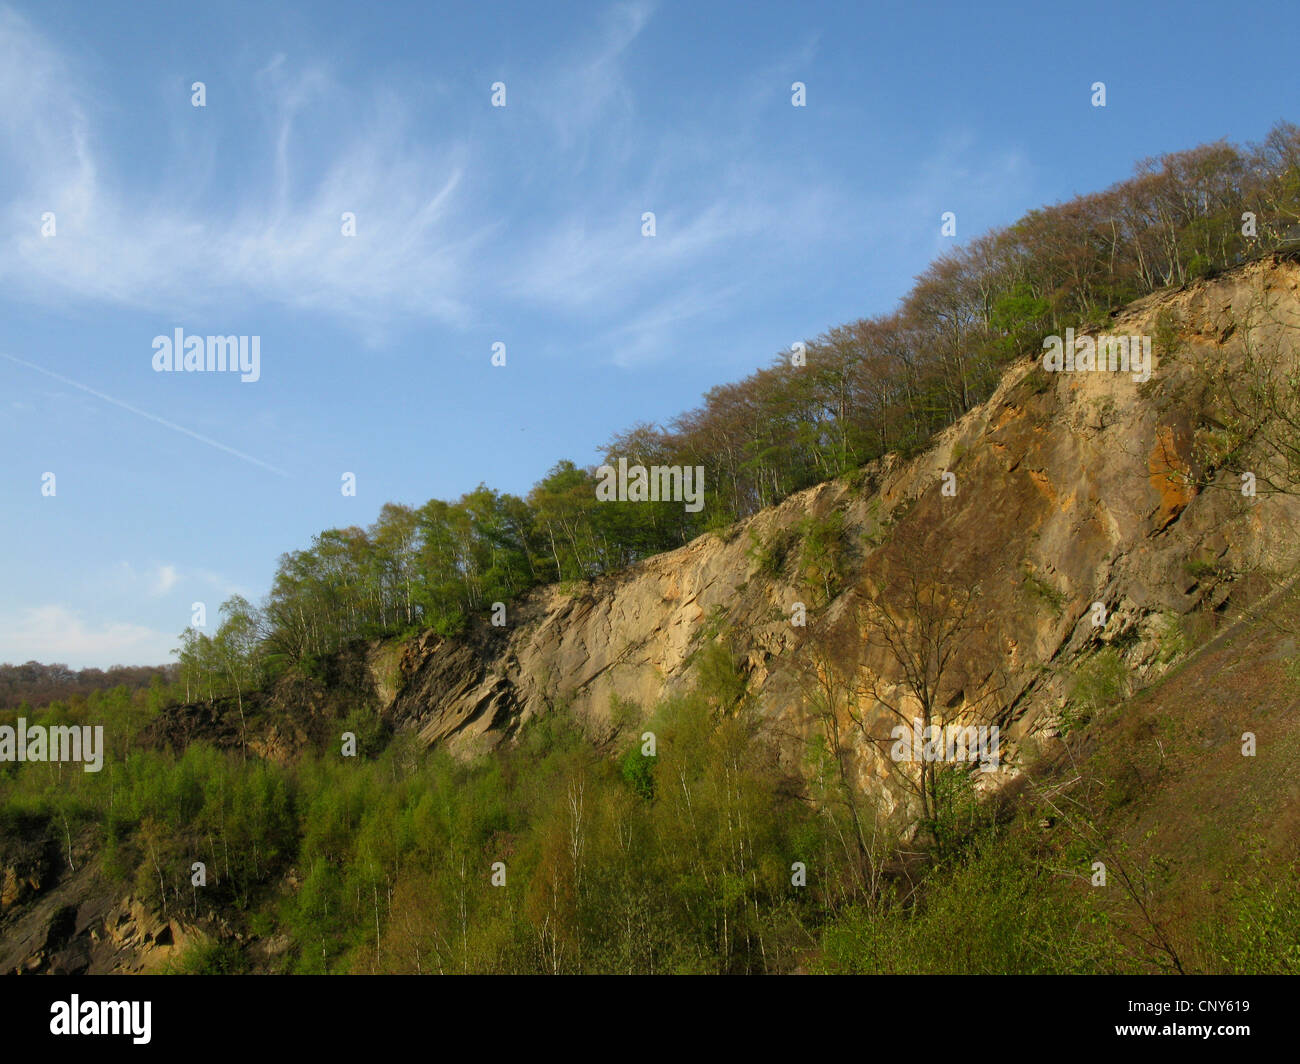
0;7;483;334
0;605;176;669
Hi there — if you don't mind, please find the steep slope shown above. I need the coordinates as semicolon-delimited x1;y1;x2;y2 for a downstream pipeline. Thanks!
377;255;1300;817
10;255;1300;974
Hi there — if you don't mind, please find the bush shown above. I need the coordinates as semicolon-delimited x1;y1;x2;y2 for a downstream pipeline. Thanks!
1154;308;1184;359
1070;648;1129;726
693;641;748;709
341;706;390;758
747;527;797;578
817;825;1111;974
168;938;248;974
798;511;847;603
619;744;655;799
1199;851;1300;974
1155;614;1188;664
1022;566;1066;611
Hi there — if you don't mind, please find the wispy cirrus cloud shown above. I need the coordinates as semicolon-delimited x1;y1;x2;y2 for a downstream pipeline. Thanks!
107;561;248;601
0;6;486;335
506;197;771;311
528;0;655;158
0;0;1007;370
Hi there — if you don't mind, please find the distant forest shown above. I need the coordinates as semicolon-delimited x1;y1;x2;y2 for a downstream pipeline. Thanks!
0;661;176;711
176;123;1300;691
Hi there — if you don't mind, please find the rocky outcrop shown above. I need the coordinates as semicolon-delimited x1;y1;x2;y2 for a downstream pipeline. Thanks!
377;257;1300;816
0;851;202;975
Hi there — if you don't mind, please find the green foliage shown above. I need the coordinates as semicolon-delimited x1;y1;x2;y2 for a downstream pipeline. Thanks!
608;695;642;734
797;510;847;603
1065;648;1130;732
929;766;986;857
1199;847;1300;974
1022;565;1066;611
1154;308;1185;359
817;824;1114;974
747;526;796;578
693;641;748;709
989;283;1052;356
167;938;248;974
1186;252;1215;280
4;645;1296;974
341;707;389;759
619;744;656;799
1155;614;1188;664
707;517;741;541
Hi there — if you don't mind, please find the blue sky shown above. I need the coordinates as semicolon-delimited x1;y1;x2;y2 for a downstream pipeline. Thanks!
2;0;1298;668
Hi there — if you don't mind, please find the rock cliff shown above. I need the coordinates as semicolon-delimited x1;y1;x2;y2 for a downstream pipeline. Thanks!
378;256;1300;818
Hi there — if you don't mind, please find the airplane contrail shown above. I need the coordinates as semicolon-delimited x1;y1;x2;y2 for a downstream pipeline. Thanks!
1;351;290;477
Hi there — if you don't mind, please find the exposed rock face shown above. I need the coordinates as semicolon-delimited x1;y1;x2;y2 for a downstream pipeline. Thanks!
6;260;1299;974
96;896;198;974
378;257;1300;816
0;855;200;975
145;644;386;764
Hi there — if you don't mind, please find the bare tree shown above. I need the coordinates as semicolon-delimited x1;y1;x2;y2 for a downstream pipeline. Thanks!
792;624;889;902
1195;283;1300;499
845;544;1005;847
1028;741;1188;974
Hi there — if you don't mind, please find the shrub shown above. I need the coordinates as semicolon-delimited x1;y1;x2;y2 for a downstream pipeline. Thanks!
619;744;656;799
1022;566;1066;611
747;526;797;578
1067;648;1129;730
798;510;847;603
168;937;248;974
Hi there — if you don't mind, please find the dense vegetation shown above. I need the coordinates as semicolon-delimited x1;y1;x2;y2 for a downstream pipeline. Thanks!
172;123;1300;691
3;650;1296;974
